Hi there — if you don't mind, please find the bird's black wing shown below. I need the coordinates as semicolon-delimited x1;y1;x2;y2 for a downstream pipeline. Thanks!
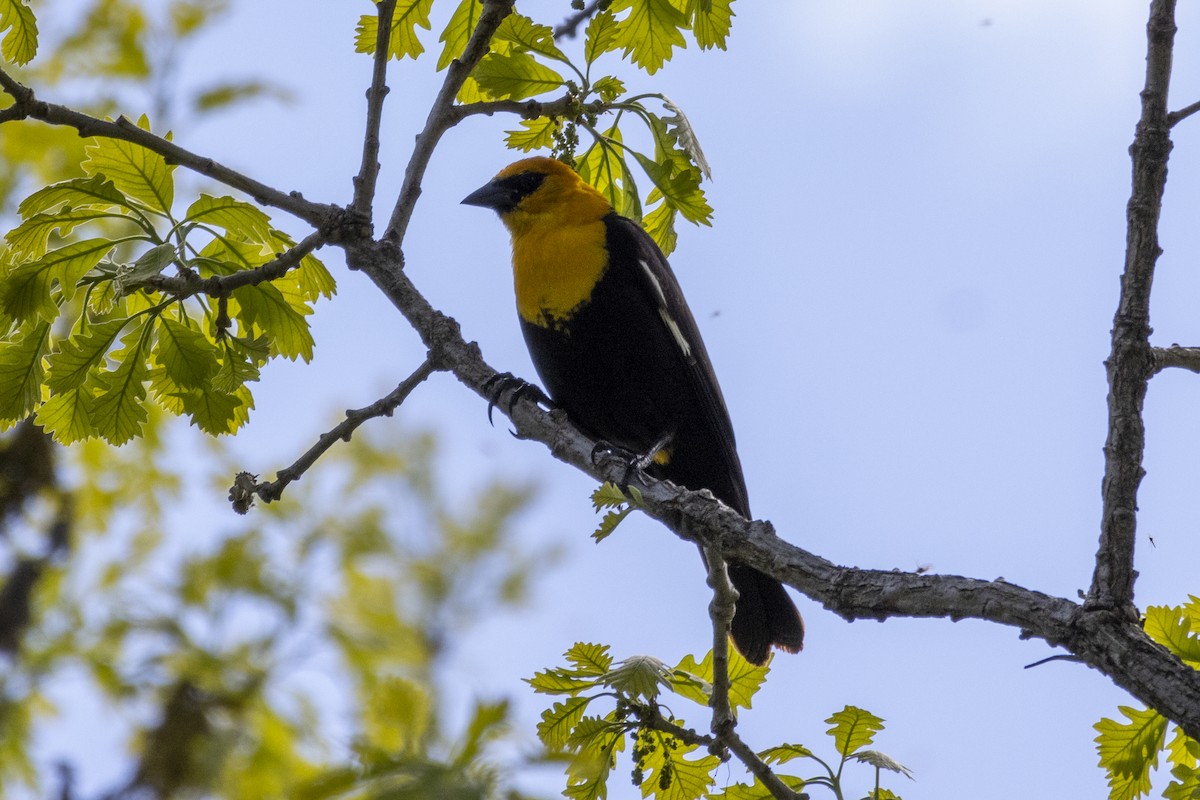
601;214;752;517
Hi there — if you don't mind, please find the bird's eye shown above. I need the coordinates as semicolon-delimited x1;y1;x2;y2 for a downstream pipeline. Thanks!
503;171;547;201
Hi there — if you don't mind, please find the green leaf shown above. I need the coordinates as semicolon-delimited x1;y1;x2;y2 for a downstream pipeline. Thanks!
527;667;601;696
1095;705;1167;800
153;317;219;389
6;207;120;260
0;320;50;425
436;0;482;71
1167;725;1198;770
672;648;767;710
637;731;720;800
91;323;153;445
45;317;128;392
577;128;641;221
355;0;434;61
81;115;175;213
0;0;38;64
473;51;565;101
604;654;669;701
592;75;626;103
267;229;337;301
494;12;567;63
687;0;733;50
1164;762;1200;800
1;238;114;323
825;705;885;758
185;194;275;242
34;385;95;443
610;0;688;75
631;150;712;225
229;281;314;362
584;9;620;66
18;175;129;218
643;201;678;255
566;642;613;675
1145;605;1200;667
505;117;559;153
759;744;815;766
538;697;591;750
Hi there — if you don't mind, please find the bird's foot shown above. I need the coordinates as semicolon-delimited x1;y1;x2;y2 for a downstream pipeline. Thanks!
484;372;553;427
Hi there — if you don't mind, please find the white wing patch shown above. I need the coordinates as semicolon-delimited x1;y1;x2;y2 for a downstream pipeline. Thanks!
639;259;693;361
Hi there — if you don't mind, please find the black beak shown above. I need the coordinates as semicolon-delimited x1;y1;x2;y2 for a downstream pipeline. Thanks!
461;181;512;211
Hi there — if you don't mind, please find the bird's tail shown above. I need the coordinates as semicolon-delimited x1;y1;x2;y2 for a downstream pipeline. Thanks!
727;563;805;666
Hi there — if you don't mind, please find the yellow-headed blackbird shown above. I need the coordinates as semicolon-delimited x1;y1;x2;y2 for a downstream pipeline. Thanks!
463;156;804;665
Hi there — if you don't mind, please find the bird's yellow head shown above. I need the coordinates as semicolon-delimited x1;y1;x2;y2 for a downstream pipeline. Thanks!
462;157;615;327
461;157;612;238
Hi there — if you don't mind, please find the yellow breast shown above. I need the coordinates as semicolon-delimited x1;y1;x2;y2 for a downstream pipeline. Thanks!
510;218;609;328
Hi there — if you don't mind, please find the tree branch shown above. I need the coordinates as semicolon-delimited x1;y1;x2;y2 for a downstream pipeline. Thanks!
702;546;735;741
229;357;440;511
0;67;341;230
132;228;330;298
1152;345;1200;373
1168;98;1200;126
554;0;603;39
1090;0;1177;615
351;0;397;220
450;95;608;123
382;0;515;246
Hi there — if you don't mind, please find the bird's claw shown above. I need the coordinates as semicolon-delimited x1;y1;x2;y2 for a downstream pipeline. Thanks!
484;372;552;427
590;440;652;493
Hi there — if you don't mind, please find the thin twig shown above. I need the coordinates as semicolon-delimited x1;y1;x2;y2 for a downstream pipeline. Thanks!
554;0;603;39
1089;0;1176;615
1151;345;1200;373
231;357;439;510
702;548;800;800
702;545;736;741
351;0;397;219
133;229;330;298
0;67;340;229
450;95;608;123
382;0;515;245
1168;98;1200;126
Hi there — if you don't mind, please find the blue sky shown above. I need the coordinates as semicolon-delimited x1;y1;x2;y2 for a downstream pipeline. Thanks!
31;1;1200;798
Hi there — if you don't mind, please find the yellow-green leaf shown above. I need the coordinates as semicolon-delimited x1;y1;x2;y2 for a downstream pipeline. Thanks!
91;324;152;445
34;386;95;443
610;0;687;75
565;642;613;675
229;282;314;362
538;697;590;750
436;0;483;70
1145;605;1200;667
604;654;669;701
687;0;733;50
6;207;119;260
178;384;250;435
577;129;641;221
494;12;567;63
1;238;114;323
473;51;565;101
1095;705;1167;800
631;151;711;225
0;0;38;65
592;75;625;103
825;705;884;758
364;676;430;753
584;9;620;65
0;320;50;425
643;202;677;255
18;176;129;218
185;194;274;243
505;117;559;153
153;317;218;389
81;114;174;213
45;317;128;393
355;0;434;61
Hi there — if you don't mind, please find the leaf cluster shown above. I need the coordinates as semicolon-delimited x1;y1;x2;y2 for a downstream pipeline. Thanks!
0;113;336;444
358;0;719;253
529;643;911;800
1095;599;1200;800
